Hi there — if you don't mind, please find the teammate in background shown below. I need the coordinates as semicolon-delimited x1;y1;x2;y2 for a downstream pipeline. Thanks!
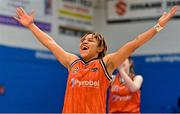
108;57;143;113
14;6;178;113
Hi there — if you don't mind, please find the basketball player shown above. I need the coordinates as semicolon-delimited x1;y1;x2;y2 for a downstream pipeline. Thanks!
108;57;142;113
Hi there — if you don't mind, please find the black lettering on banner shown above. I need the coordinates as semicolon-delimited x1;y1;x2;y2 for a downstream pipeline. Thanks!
130;2;162;10
62;0;92;7
59;26;91;37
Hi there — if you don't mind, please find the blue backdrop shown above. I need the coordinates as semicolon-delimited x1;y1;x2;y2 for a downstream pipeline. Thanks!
0;45;67;112
133;54;180;113
0;45;180;112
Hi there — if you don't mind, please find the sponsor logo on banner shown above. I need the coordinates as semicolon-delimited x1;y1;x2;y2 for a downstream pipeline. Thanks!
115;0;127;16
0;0;52;31
107;0;180;23
57;0;94;37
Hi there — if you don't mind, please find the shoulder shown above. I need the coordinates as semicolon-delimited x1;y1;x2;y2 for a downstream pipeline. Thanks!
102;53;115;64
134;75;143;82
102;53;116;75
69;53;80;60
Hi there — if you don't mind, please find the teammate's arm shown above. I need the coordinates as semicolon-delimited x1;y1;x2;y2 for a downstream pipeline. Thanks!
118;67;143;92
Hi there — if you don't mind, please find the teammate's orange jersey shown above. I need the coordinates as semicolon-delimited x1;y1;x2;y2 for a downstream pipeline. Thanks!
108;73;140;113
62;59;112;113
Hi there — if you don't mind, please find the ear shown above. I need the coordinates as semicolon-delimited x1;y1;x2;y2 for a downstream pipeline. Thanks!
97;46;104;53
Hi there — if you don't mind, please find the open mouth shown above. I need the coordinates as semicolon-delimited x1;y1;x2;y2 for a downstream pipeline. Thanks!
82;46;89;50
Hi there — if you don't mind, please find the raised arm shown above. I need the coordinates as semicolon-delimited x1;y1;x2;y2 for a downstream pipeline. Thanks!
118;67;143;93
104;6;179;75
14;7;78;69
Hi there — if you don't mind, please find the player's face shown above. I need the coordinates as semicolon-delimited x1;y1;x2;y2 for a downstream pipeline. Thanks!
80;34;101;61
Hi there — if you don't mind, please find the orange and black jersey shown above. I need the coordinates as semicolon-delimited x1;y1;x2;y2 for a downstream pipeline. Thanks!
63;58;112;113
108;73;140;113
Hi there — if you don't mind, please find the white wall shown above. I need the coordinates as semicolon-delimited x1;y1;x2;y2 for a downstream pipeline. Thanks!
0;0;180;55
0;0;88;54
94;0;180;55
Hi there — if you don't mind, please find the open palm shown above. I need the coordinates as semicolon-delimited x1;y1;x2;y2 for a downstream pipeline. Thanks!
158;6;179;27
14;7;35;28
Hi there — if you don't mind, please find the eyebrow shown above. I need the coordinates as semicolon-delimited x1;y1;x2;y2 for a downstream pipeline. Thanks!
82;37;95;41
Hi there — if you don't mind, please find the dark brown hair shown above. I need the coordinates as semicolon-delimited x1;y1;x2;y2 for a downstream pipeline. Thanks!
81;32;107;59
128;56;135;75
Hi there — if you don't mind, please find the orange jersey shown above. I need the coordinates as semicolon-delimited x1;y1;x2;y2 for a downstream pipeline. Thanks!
108;73;140;113
62;59;112;113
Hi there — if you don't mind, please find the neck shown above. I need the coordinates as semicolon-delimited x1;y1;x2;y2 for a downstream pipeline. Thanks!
83;55;99;62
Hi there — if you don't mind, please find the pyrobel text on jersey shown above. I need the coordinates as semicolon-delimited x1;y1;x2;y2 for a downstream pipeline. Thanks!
72;79;100;87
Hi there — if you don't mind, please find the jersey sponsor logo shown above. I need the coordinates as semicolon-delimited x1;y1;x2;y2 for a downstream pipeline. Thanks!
119;77;125;84
90;67;98;72
71;78;75;87
112;94;132;102
72;67;79;74
71;78;99;88
111;85;126;92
